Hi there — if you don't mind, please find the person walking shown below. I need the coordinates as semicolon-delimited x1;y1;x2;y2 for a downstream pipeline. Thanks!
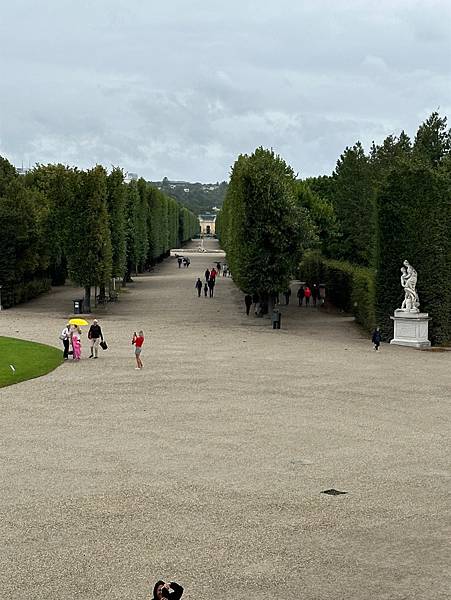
152;581;184;600
177;257;182;268
372;326;382;351
297;286;305;306
88;319;104;359
132;330;144;369
284;288;291;305
71;325;82;361
304;285;311;307
312;284;318;306
185;257;190;268
210;267;217;282
195;277;203;297
244;294;253;315
216;261;221;274
205;268;210;282
203;282;208;297
208;277;215;297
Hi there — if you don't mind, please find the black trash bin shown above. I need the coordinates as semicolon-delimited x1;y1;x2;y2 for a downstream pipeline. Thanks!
73;298;84;314
271;309;281;329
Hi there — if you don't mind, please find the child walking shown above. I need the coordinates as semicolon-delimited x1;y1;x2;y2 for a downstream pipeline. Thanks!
132;330;145;369
372;326;382;351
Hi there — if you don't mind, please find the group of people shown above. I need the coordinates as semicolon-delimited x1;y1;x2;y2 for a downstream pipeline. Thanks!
60;319;146;369
59;319;105;361
296;284;322;307
242;284;323;315
195;263;223;298
176;255;191;268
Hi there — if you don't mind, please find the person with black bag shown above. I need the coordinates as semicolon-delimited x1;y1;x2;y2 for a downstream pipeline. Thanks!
88;319;104;359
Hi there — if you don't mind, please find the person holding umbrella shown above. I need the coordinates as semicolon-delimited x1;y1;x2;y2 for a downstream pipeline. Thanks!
68;318;89;361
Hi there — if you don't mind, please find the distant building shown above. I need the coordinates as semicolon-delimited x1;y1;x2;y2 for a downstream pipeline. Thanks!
199;213;216;236
16;167;30;176
124;172;138;184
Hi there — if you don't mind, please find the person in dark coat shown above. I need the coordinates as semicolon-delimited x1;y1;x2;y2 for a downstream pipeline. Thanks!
195;277;203;297
152;580;184;600
284;288;291;305
205;268;210;282
244;294;253;315
203;282;208;297
88;319;104;359
297;286;305;306
208;278;215;297
177;257;182;268
372;326;382;351
312;284;318;306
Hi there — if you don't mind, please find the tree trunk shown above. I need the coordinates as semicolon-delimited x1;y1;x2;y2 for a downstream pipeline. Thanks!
84;286;91;313
99;284;106;301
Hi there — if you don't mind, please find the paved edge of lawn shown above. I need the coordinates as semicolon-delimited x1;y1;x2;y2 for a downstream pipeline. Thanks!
0;336;64;388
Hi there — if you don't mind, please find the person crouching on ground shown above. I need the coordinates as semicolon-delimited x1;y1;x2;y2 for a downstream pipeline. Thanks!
132;330;144;369
88;319;104;359
372;326;382;351
152;580;184;600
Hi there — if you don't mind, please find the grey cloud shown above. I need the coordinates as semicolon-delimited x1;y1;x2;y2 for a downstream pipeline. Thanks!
0;0;450;181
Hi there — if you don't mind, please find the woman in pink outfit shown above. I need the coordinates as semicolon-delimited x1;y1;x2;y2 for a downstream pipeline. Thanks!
71;326;82;360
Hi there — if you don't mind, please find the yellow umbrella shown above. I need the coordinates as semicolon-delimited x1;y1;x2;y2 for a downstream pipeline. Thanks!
69;318;89;326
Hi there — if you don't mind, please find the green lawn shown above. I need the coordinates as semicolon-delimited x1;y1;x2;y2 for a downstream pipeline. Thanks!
0;336;63;388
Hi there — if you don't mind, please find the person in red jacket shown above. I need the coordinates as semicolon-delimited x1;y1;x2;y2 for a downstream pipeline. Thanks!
304;285;311;306
132;330;144;369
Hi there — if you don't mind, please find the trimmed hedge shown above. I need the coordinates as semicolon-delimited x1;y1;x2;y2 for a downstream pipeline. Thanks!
299;251;376;332
1;277;51;309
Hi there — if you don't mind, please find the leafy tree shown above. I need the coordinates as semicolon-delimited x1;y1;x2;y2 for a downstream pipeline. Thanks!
332;142;376;268
0;177;51;306
106;167;127;281
414;112;451;166
295;181;339;256
220;148;315;312
0;156;17;196
24;164;77;285
66;166;112;311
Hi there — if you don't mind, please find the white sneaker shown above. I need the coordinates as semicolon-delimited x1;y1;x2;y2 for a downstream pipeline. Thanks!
135;367;140;370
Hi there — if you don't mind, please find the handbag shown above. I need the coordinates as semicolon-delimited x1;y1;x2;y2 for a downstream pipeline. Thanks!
100;340;108;350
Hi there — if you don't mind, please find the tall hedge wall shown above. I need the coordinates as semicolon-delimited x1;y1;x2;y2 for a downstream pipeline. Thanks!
299;251;376;332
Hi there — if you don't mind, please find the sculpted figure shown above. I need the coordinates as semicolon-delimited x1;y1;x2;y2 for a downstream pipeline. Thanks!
400;260;419;311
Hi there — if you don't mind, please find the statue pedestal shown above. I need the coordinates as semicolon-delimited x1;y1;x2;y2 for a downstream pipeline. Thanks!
390;310;431;348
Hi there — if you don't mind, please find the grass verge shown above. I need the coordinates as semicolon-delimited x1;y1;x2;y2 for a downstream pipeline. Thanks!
0;336;63;388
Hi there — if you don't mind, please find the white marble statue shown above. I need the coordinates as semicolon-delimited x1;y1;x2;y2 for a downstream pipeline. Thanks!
400;260;420;312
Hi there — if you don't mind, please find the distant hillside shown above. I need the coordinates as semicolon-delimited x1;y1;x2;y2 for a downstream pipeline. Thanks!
151;178;228;215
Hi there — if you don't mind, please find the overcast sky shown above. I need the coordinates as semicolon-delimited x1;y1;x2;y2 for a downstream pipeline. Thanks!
1;0;450;182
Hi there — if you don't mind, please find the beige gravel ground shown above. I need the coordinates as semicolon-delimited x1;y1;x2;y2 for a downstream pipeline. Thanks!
0;238;450;600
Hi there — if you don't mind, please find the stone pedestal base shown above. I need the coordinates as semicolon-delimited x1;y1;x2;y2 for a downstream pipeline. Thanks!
390;310;431;348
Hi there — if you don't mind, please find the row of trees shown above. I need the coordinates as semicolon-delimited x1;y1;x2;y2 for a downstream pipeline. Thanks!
217;113;451;344
0;159;199;311
305;112;451;344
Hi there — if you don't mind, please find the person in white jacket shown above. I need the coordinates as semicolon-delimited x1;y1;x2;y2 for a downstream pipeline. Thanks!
60;323;71;360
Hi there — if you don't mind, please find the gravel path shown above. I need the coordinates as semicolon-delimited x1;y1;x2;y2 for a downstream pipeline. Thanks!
0;239;450;600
